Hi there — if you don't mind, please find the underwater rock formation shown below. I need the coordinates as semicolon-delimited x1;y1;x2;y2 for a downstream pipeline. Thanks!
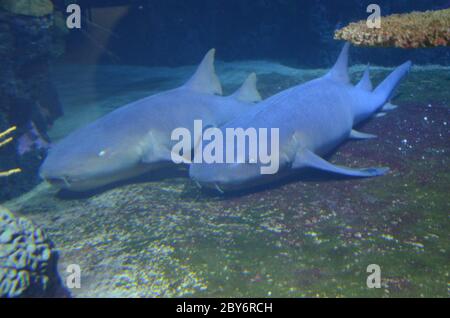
0;207;68;297
0;0;54;17
0;6;63;200
334;8;450;48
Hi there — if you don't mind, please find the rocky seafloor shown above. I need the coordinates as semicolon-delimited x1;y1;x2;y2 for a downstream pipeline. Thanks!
3;61;449;297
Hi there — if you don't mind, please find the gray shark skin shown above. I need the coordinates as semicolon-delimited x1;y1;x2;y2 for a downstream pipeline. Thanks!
40;49;262;191
189;43;412;192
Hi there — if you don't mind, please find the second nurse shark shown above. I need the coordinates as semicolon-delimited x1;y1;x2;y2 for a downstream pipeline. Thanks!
190;43;412;192
40;49;262;191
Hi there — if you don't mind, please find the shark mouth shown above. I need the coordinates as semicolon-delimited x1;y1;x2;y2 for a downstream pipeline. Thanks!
45;177;71;188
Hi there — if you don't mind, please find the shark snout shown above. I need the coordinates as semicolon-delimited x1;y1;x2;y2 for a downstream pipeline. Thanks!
40;167;105;191
39;156;90;189
43;176;72;188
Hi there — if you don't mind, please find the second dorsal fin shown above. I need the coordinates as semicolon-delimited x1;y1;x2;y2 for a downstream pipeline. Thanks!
183;49;223;95
356;65;373;91
232;73;262;103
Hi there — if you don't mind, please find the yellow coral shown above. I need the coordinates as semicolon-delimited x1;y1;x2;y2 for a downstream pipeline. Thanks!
0;126;21;178
334;9;450;48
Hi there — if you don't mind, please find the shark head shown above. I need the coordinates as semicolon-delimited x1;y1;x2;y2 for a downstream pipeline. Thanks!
39;124;145;191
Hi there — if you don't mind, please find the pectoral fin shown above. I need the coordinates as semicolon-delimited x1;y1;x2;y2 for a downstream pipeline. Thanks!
382;102;398;111
142;144;170;164
292;149;389;177
350;130;377;140
141;131;171;164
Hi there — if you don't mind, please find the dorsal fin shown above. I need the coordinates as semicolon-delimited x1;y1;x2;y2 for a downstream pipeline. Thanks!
183;48;223;95
325;42;350;84
356;65;373;91
231;73;262;103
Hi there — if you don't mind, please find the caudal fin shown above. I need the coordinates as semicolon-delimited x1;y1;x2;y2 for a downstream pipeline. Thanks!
374;61;412;104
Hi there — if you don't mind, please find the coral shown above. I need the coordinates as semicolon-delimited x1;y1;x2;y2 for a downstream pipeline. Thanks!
0;0;54;17
0;7;63;200
0;207;67;297
334;9;450;48
0;126;21;178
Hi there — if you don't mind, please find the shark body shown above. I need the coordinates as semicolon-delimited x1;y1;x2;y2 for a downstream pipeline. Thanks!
189;43;412;192
40;49;262;191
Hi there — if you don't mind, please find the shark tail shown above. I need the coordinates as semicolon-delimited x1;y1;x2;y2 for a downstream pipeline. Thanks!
231;73;262;103
373;61;412;105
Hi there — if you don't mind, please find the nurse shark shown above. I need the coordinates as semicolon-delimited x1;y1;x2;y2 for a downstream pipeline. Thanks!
189;43;412;192
40;49;262;191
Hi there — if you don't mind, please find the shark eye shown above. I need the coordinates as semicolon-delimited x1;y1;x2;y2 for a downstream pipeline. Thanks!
98;150;106;157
